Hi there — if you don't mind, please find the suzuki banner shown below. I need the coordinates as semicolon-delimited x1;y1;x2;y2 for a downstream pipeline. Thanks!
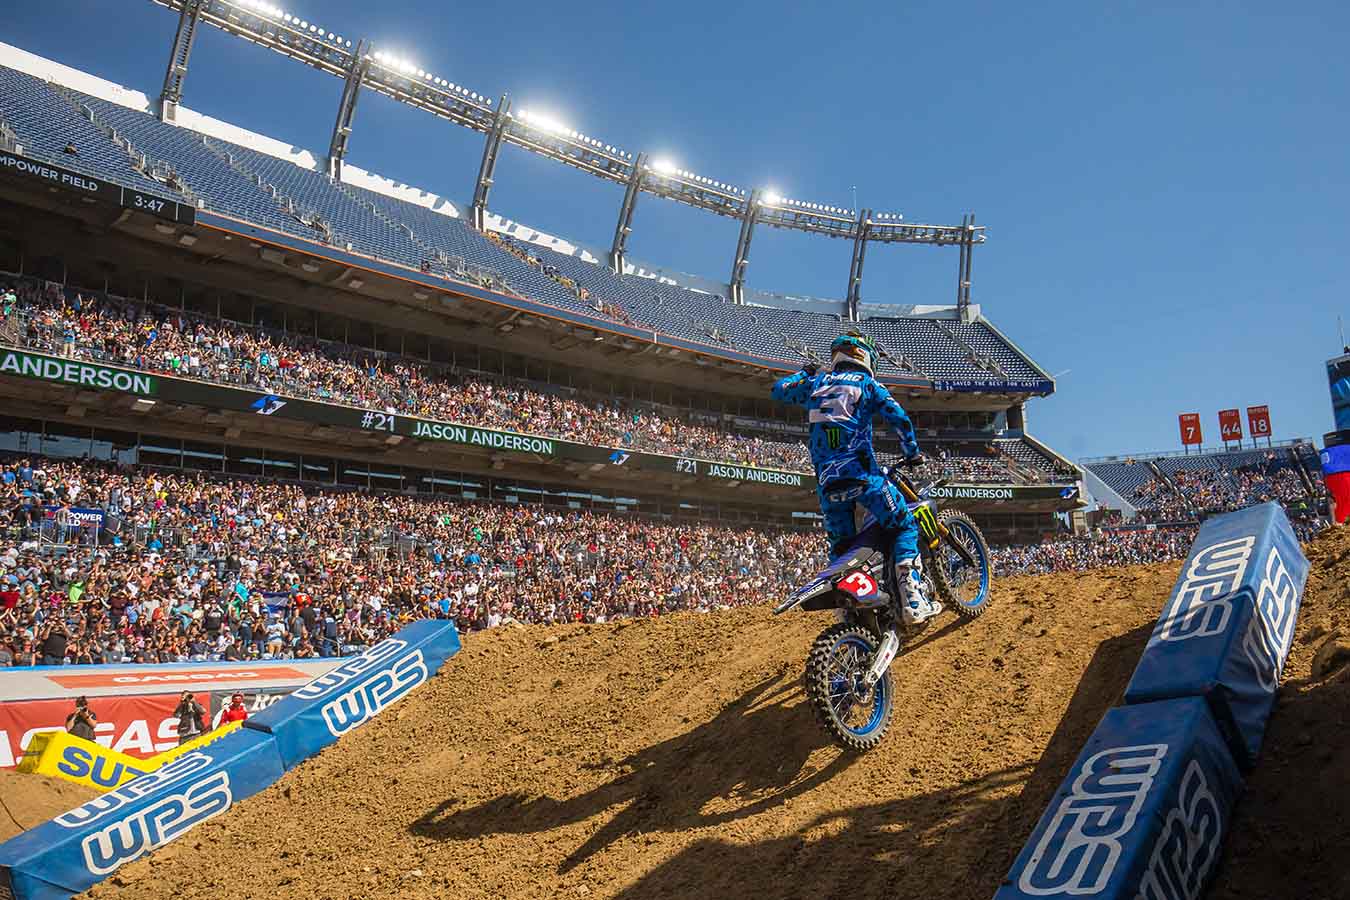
0;694;182;768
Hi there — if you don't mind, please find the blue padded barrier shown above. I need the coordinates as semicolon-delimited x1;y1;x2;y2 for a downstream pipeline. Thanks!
0;620;461;898
0;728;285;899
242;619;460;770
1123;502;1309;770
996;697;1243;899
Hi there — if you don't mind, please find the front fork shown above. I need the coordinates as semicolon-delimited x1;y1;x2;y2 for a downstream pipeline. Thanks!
863;629;900;687
846;608;901;688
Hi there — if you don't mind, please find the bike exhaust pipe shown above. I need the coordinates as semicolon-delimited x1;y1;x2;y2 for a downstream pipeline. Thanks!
863;629;900;687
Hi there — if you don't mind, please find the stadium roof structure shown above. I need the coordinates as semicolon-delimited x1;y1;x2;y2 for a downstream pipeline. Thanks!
148;0;984;316
0;37;1054;400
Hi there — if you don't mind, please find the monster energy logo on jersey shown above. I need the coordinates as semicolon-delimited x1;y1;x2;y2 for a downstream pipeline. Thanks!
825;426;843;449
0;349;158;396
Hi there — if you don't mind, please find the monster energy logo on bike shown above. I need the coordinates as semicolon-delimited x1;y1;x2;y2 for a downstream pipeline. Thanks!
912;504;939;541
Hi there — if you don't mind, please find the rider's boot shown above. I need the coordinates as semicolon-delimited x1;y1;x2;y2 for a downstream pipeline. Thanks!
895;556;942;626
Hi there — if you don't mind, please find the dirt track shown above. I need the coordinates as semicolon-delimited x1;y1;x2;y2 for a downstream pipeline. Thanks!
1209;527;1350;900
79;530;1350;900
0;772;94;843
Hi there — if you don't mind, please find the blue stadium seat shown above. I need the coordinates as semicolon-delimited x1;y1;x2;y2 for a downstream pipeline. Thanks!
0;67;174;196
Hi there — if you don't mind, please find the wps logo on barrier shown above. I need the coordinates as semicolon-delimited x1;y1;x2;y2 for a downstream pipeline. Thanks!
290;638;430;737
1158;537;1254;642
1242;545;1301;693
55;752;215;829
79;771;232;875
1018;744;1168;896
291;639;407;700
1136;761;1224;900
320;651;427;737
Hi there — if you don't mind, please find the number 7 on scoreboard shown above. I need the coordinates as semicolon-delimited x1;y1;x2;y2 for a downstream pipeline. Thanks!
1178;413;1202;447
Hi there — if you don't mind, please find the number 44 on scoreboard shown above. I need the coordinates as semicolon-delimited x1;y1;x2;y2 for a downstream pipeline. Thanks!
1218;408;1243;443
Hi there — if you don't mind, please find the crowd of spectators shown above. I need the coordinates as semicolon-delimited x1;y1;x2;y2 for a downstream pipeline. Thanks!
2;455;826;667
0;276;1061;484
990;528;1198;576
1128;453;1321;524
1;439;1332;668
992;510;1327;578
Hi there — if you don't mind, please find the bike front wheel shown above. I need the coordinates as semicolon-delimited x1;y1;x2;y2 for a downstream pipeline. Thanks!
928;509;992;619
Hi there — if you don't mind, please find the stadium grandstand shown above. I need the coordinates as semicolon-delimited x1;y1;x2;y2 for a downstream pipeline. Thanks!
1082;441;1325;525
0;15;1082;552
1;9;1342;900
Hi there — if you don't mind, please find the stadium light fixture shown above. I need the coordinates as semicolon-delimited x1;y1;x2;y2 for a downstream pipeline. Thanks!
762;191;784;206
524;109;570;135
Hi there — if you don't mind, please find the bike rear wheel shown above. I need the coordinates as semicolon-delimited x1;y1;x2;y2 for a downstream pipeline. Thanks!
805;623;893;752
928;509;992;619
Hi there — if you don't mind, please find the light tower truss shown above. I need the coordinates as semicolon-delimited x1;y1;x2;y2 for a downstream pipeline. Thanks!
149;0;985;308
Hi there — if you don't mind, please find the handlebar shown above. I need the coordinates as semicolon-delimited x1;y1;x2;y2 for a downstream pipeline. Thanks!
884;466;945;501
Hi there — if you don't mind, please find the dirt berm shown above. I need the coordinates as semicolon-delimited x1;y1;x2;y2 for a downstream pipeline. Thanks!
0;772;94;843
88;530;1350;900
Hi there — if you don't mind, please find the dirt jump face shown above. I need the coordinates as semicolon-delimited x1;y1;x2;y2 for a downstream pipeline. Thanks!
68;531;1350;900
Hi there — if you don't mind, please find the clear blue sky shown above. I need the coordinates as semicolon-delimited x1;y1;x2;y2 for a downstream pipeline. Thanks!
7;1;1347;459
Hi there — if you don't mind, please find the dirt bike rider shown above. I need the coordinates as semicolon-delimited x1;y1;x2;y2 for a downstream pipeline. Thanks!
771;331;943;626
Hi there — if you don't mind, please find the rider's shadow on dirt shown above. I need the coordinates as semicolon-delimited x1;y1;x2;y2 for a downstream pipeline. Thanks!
409;668;860;872
898;612;974;656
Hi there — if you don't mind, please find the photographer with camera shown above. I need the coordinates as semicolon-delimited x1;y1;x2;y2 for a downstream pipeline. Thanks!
65;696;97;741
173;690;207;746
39;621;69;666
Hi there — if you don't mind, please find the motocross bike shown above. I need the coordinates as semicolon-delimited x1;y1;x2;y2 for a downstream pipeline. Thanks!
774;465;992;752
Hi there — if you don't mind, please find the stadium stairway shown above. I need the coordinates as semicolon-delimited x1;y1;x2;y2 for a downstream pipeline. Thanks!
0;68;170;198
1147;459;1196;516
332;180;447;277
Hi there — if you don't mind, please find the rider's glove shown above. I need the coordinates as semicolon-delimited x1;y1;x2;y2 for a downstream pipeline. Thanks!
900;453;926;469
802;362;818;378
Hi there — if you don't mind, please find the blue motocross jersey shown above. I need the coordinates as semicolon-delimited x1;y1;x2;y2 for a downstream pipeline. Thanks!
771;368;920;487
